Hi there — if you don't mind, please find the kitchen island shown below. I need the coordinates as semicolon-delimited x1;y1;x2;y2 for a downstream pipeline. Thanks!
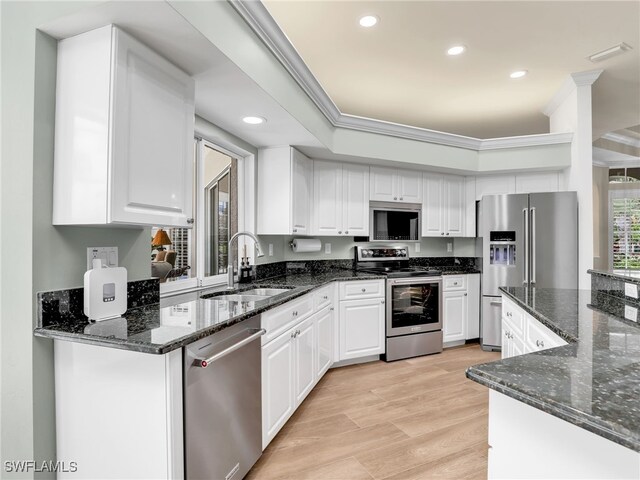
466;286;640;479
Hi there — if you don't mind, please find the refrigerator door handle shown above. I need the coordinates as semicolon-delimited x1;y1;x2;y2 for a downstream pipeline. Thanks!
523;208;529;285
531;207;536;285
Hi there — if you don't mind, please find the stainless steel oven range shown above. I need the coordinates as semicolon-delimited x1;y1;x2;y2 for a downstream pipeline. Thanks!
356;246;443;362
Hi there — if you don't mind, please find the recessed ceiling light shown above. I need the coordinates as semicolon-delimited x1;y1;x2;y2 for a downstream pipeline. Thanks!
510;70;528;79
447;45;466;56
359;15;378;28
242;116;266;125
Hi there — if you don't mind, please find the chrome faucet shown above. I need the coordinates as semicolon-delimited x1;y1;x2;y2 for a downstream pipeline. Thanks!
227;231;264;289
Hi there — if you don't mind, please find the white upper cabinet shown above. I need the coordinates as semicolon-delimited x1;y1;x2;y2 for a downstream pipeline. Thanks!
474;175;517;200
422;174;466;237
258;147;312;235
313;161;369;236
474;172;560;201
515;173;560;193
370;166;422;203
53;25;195;227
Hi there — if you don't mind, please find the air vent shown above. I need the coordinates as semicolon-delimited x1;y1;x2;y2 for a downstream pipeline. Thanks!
588;42;632;63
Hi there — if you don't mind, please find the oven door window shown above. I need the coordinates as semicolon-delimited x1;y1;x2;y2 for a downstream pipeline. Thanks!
390;283;440;329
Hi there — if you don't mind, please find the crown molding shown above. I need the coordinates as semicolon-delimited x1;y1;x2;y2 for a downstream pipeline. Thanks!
601;131;640;149
542;69;603;117
231;0;575;152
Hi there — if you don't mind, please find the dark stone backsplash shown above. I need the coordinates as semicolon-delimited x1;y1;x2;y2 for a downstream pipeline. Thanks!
37;278;159;327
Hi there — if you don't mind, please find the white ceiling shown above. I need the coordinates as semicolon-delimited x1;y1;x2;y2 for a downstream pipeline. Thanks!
263;0;640;140
40;1;322;149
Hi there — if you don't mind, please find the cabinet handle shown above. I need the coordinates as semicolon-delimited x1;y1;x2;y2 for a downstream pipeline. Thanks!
394;197;398;200
400;197;403;201
187;218;194;224
330;307;334;311
506;312;512;318
291;331;296;338
293;229;297;233
536;339;544;348
464;293;467;296
323;296;328;300
381;300;385;304
446;233;450;236
345;231;349;234
338;231;342;234
361;288;366;292
441;232;444;235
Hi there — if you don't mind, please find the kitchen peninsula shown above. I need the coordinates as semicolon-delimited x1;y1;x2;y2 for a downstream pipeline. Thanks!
466;270;640;479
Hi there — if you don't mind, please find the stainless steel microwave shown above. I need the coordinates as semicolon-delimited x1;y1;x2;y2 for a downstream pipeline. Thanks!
369;202;421;242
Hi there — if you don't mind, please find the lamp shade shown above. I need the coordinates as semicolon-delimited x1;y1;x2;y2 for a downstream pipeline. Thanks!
152;229;172;247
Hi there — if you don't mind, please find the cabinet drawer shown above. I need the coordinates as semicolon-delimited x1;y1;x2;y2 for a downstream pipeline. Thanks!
443;275;466;291
339;280;385;300
525;315;566;353
313;286;333;312
501;297;524;336
262;294;314;345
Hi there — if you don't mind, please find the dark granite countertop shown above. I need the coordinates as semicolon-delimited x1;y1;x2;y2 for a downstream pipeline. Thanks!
34;270;384;355
466;286;640;452
588;268;640;285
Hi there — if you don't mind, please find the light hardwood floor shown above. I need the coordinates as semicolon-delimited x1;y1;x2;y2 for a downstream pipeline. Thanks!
247;344;500;480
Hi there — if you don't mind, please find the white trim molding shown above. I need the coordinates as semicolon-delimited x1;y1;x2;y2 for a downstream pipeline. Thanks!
543;69;603;117
601;131;640;149
231;0;574;152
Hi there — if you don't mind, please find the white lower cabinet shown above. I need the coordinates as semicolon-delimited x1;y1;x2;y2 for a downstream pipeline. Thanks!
501;294;567;360
261;296;336;449
339;298;385;360
443;291;467;343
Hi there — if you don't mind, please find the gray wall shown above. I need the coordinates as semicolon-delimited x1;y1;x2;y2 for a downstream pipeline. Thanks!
1;3;150;475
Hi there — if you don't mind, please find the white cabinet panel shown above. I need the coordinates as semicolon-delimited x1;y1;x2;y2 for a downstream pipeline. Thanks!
294;318;315;405
370;166;396;202
466;274;481;339
443;176;464;236
53;25;195;227
443;291;467;343
474;175;516;200
397;170;423;203
515;173;560;194
342;164;370;236
291;149;312;235
339;298;385;360
258;147;312;235
370;166;421;203
262;333;294;447
313;160;342;235
339;279;385;300
315;307;334;379
422;175;443;236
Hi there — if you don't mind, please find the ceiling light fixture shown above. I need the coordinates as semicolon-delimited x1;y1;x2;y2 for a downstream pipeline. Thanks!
359;15;378;28
510;70;528;79
589;42;632;63
447;45;466;56
242;116;266;125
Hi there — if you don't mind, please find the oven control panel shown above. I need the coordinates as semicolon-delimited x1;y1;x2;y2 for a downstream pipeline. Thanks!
357;246;409;261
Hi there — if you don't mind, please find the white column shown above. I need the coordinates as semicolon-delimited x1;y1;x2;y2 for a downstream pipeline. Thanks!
543;70;602;290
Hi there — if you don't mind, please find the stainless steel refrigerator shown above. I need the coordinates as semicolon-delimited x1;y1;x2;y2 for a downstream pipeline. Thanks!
478;192;578;350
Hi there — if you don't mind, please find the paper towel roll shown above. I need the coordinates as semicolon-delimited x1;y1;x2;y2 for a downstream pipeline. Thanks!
291;238;322;253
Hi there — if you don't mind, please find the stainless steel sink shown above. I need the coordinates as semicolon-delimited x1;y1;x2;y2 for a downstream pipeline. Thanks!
240;288;291;297
207;294;268;303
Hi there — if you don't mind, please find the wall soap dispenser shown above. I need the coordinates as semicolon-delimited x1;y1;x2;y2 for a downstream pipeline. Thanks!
84;259;127;321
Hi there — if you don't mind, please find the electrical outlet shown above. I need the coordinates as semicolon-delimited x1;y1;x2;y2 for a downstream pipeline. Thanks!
447;242;453;253
415;243;420;253
625;305;638;322
268;244;274;256
325;243;331;254
87;247;118;270
625;282;639;299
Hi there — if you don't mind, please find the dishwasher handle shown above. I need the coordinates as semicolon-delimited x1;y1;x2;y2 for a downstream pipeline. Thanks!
195;328;266;368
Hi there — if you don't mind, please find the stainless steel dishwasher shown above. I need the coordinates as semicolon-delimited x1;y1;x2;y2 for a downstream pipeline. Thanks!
184;315;265;480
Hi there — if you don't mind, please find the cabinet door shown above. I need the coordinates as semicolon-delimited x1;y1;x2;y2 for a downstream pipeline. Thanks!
474;175;516;200
444;175;465;236
370;166;396;202
443;291;467;343
315;307;334;380
294;318;315;406
339;298;385;360
291;149;312;235
422;175;443;236
262;333;294;448
397;169;423;203
110;27;195;227
342;164;370;236
313;160;342;235
465;274;481;339
515;173;559;194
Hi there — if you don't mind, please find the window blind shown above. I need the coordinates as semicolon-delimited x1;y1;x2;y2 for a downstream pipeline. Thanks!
612;197;640;270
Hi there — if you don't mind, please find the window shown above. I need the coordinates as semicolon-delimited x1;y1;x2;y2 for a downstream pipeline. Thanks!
611;193;640;271
153;136;245;292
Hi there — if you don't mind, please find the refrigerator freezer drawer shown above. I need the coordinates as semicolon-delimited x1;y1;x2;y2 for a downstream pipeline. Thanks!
482;296;503;351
